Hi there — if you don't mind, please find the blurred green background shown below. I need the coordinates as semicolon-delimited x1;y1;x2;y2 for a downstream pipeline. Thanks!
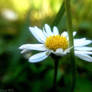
0;0;92;92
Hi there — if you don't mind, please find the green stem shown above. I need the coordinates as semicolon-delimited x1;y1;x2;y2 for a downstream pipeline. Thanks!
53;59;59;90
64;0;76;92
51;54;60;92
65;0;73;47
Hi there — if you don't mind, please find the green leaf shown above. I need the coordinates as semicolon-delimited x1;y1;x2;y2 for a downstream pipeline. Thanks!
52;2;65;27
75;75;92;92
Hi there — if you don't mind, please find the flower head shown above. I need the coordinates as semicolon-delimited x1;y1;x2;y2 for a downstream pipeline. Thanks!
19;24;92;63
45;35;68;51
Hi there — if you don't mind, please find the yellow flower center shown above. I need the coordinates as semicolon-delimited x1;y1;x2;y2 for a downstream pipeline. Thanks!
45;35;68;51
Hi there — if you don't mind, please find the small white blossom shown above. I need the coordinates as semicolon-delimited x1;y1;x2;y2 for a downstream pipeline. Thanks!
2;9;18;21
19;24;92;63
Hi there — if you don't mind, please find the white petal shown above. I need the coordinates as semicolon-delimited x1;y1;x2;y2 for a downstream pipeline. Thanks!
52;48;67;56
73;31;77;36
75;51;92;55
74;38;92;46
21;49;29;54
44;24;53;36
53;48;64;56
61;31;76;37
75;52;92;62
35;27;46;39
64;47;73;54
29;27;46;43
52;47;72;56
53;26;59;35
43;28;49;37
61;31;69;40
19;44;47;51
61;31;68;37
28;51;50;63
75;47;92;51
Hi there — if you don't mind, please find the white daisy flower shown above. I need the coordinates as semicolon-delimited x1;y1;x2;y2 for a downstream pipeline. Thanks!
19;24;92;63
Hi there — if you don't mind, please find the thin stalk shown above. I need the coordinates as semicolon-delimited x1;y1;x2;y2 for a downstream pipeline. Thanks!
64;0;76;92
53;59;59;90
65;0;73;46
51;54;60;92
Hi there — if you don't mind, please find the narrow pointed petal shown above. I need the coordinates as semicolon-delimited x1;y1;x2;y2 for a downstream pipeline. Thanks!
75;52;92;62
64;47;73;54
61;31;68;37
53;48;64;56
61;31;76;37
44;24;53;36
43;28;49;37
21;49;29;54
29;27;46;43
75;51;92;55
35;27;46;40
53;26;59;35
19;44;47;51
73;31;77;36
52;48;69;56
28;51;50;63
75;47;92;51
61;31;69;40
74;38;92;46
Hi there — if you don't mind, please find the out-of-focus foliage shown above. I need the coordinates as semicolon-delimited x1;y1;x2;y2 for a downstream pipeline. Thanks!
0;0;92;92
